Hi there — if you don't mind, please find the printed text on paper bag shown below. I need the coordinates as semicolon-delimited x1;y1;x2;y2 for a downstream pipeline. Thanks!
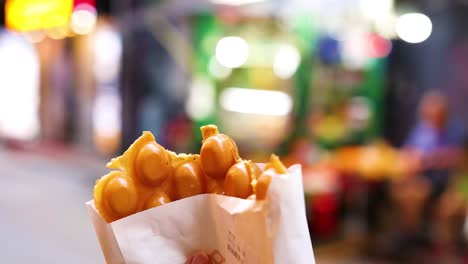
226;230;248;263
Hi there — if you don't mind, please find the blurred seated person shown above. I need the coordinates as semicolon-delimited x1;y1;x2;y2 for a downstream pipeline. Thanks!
404;91;463;199
388;91;464;256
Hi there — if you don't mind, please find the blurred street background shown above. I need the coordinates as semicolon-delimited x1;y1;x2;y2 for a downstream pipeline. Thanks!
1;0;468;263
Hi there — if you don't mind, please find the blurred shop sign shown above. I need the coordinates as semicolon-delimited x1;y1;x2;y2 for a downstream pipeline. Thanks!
5;0;73;31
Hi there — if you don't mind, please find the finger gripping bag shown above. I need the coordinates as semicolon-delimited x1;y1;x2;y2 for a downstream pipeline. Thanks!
87;165;315;264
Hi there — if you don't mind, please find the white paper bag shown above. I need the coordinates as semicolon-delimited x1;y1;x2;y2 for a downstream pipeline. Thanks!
87;165;315;263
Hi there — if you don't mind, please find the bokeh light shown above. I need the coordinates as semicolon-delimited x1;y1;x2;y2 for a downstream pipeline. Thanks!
93;26;122;82
359;0;394;20
70;4;97;35
215;36;249;68
220;88;292;116
0;31;40;140
368;33;392;58
396;13;432;43
5;0;73;31
273;44;301;79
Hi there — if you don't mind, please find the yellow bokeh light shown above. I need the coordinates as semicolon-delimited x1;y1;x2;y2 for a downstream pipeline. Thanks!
6;0;73;31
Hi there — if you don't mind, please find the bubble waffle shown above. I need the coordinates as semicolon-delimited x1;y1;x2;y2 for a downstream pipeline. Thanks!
93;125;288;223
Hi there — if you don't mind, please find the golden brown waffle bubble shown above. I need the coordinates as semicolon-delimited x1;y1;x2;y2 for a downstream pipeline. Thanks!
200;125;240;179
135;142;172;186
173;160;205;199
94;171;139;222
224;160;261;199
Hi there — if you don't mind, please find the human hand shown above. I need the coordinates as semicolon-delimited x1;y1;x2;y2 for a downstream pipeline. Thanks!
185;251;211;264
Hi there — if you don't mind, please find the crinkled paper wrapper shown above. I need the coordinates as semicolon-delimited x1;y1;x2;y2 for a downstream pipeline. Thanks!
87;164;315;263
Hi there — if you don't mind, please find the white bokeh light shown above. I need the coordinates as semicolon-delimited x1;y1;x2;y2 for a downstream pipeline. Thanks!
215;36;249;68
359;0;393;20
71;4;97;35
93;27;122;82
220;88;292;116
0;31;40;140
273;44;301;79
396;13;432;43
